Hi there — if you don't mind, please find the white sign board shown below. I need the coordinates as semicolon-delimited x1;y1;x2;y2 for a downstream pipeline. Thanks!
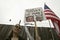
25;20;54;28
25;7;46;22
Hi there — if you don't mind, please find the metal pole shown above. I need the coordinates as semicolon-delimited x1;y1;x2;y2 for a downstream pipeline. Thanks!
48;20;54;40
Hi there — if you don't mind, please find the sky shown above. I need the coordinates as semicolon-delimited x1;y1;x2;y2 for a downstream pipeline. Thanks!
0;0;60;25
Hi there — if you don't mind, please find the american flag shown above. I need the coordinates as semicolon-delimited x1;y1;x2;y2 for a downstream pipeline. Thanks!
44;4;60;37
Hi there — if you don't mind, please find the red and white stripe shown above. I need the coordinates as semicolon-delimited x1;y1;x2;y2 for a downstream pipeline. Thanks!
44;9;60;21
44;8;60;37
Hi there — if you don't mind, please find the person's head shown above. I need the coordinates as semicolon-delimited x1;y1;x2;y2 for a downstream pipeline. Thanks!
26;16;34;22
13;24;21;35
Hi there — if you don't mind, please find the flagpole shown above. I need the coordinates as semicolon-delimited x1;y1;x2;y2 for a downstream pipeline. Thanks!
48;20;54;40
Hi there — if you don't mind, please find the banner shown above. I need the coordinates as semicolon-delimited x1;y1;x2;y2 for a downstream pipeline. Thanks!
25;7;45;24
